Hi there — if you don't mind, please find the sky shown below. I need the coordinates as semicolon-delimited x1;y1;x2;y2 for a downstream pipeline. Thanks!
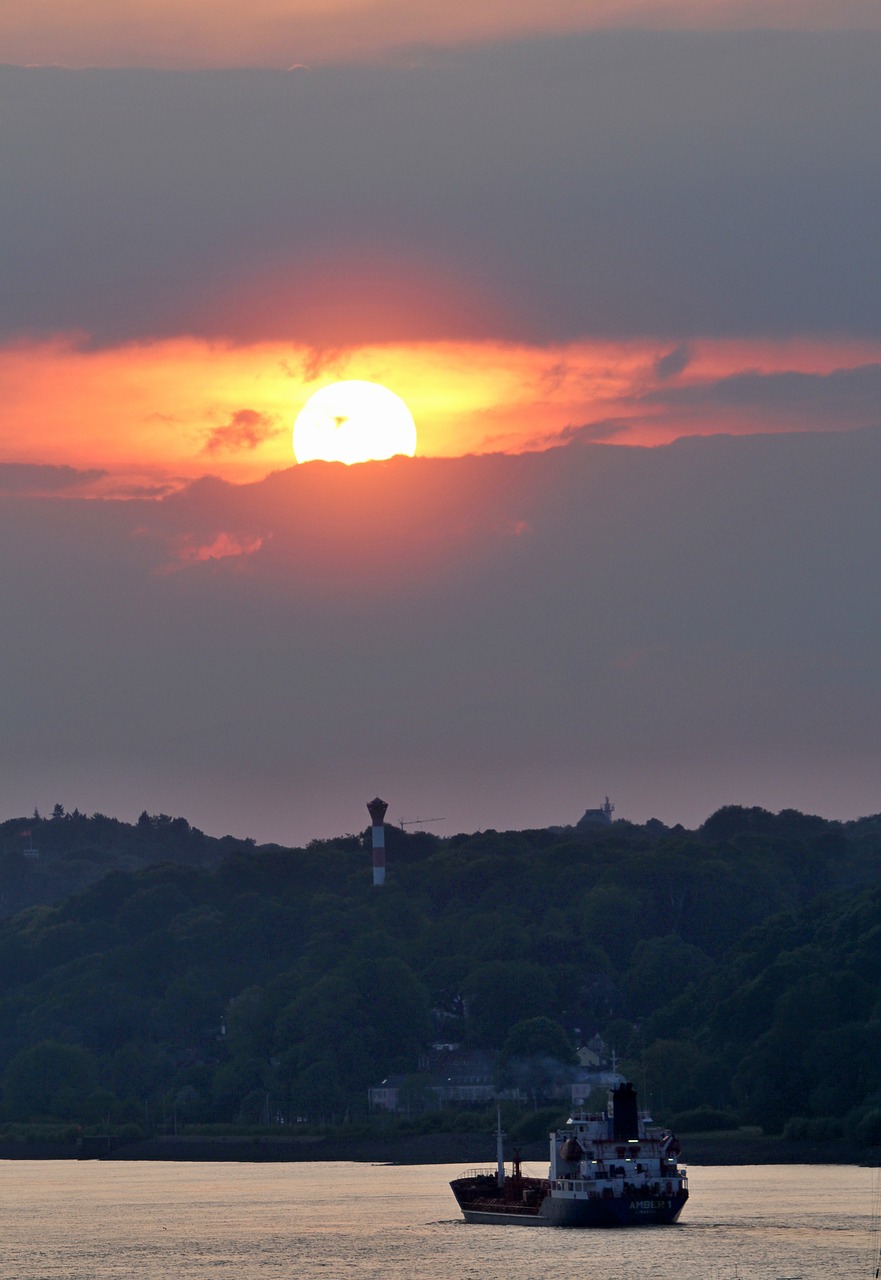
2;4;881;844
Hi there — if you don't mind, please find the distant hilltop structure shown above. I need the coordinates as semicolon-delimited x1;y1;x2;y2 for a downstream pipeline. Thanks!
576;796;615;828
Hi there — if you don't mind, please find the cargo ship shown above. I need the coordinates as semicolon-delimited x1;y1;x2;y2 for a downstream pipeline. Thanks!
450;1082;688;1227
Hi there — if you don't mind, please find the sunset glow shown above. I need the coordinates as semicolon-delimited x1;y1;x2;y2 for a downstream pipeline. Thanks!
2;0;878;68
0;335;879;492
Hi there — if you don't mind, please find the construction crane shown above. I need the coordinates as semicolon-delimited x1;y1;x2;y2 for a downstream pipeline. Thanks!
399;816;446;830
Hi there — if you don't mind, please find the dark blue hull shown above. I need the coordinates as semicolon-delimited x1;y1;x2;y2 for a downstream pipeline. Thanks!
541;1190;688;1227
451;1177;688;1228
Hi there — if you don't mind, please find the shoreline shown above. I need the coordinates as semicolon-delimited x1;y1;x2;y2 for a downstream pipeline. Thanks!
0;1131;872;1166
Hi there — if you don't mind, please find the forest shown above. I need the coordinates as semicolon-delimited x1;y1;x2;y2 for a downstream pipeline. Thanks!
0;803;880;1146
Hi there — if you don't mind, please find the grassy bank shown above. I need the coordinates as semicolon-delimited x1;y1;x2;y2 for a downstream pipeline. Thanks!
1;1124;875;1166
112;1128;873;1166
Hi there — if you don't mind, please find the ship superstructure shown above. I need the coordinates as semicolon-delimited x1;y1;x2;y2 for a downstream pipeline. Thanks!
450;1082;688;1227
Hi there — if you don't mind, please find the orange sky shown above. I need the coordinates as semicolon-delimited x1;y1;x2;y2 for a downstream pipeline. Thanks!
3;33;881;492
3;0;881;67
2;334;880;492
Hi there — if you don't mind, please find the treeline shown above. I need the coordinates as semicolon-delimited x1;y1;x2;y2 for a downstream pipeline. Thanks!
0;804;879;1140
0;807;257;917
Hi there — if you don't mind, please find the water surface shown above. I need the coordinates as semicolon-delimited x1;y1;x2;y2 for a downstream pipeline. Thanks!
0;1160;876;1279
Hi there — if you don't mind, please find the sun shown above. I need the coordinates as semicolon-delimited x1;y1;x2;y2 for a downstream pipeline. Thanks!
293;380;417;465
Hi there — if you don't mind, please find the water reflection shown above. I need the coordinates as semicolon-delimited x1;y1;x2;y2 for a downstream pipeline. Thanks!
0;1160;874;1280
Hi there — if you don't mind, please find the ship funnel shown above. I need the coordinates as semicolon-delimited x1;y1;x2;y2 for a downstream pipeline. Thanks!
611;1082;639;1141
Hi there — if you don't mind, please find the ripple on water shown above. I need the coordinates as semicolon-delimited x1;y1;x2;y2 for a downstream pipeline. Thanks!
0;1161;874;1280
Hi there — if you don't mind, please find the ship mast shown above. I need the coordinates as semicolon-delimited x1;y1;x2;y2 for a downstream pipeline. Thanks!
496;1108;505;1188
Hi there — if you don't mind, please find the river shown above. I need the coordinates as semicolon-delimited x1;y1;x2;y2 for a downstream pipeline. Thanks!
0;1160;876;1279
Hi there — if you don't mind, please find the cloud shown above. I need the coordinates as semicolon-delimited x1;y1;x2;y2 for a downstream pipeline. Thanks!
647;362;881;427
3;34;881;347
202;409;280;455
170;530;266;566
105;480;185;500
3;334;880;482
0;464;107;495
541;419;634;446
654;344;692;381
3;429;881;844
294;347;349;384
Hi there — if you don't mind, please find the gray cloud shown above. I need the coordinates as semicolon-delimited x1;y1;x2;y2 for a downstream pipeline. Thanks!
654;344;693;381
547;419;634;445
2;428;881;842
646;362;881;424
2;31;881;345
0;464;107;494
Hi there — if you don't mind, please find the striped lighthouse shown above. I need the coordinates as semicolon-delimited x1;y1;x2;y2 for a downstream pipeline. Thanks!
367;797;388;886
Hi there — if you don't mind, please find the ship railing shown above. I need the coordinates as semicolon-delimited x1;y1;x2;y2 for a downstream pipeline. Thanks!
456;1165;547;1183
469;1198;540;1215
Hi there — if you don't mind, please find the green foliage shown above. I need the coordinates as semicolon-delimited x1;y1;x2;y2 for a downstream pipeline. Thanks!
637;1038;726;1116
0;804;880;1137
626;935;714;1016
500;1018;577;1067
581;885;642;967
0;1121;82;1144
0;813;257;922
782;1115;840;1141
508;1106;568;1143
2;1041;99;1119
850;1108;881;1147
668;1106;740;1133
292;1061;347;1119
464;962;558;1045
497;1017;578;1101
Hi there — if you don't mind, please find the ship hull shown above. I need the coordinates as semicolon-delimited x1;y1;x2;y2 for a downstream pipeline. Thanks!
451;1179;688;1228
539;1191;687;1227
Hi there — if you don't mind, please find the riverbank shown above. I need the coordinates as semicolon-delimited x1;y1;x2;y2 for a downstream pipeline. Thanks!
0;1129;873;1165
117;1130;871;1165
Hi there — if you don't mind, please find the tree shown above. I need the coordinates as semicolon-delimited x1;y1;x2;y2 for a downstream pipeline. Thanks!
2;1041;99;1119
500;1017;577;1067
293;1061;346;1122
625;934;714;1016
581;885;642;966
498;1017;579;1104
464;961;558;1046
639;1037;727;1116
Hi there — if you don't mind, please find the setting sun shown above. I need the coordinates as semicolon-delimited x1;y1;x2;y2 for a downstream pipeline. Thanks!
293;380;417;465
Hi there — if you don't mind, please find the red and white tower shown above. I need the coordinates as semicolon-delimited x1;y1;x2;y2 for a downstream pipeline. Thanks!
367;797;388;886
